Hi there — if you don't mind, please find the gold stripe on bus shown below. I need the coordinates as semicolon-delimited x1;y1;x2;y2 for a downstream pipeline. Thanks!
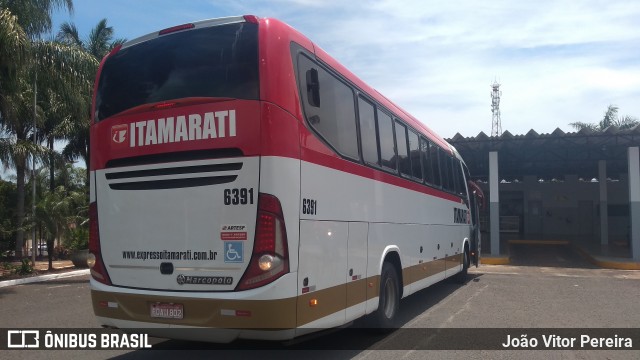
447;253;463;264
346;278;368;308
93;256;464;329
403;259;446;286
366;275;380;301
296;284;346;327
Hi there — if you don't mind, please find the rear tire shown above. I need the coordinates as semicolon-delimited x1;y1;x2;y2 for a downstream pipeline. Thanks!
368;262;400;331
454;248;470;284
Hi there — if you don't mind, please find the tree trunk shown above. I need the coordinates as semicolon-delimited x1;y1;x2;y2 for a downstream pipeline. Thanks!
85;147;90;191
47;236;54;270
14;159;26;258
49;137;55;191
48;137;55;267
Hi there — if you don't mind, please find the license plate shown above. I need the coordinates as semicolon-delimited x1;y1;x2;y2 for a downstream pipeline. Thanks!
150;303;184;319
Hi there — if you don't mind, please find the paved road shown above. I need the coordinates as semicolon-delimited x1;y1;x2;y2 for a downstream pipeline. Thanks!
2;259;639;359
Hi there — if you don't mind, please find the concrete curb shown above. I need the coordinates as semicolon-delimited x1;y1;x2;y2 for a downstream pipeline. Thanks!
508;239;570;246
480;256;510;265
479;241;640;270
0;269;90;288
573;246;640;270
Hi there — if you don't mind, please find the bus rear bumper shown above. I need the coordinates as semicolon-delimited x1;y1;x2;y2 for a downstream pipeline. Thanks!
96;317;298;343
90;273;298;342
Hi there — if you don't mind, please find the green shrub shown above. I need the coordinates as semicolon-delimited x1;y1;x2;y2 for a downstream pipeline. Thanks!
64;227;89;250
15;258;34;275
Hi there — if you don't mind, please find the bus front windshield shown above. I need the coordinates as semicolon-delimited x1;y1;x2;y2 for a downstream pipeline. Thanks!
95;22;259;122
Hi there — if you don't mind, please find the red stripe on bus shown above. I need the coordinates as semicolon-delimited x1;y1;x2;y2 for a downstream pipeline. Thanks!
299;147;462;204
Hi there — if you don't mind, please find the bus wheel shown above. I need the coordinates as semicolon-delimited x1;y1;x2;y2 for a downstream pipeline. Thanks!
454;248;470;284
369;262;400;331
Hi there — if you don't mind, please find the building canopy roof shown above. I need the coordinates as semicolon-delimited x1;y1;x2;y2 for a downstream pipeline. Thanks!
447;126;640;181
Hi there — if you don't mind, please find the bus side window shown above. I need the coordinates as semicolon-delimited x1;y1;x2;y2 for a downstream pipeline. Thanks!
358;96;380;166
298;55;359;161
430;143;442;188
420;137;433;185
395;121;410;177
378;110;396;171
440;153;452;192
408;130;422;181
455;159;467;200
447;156;456;193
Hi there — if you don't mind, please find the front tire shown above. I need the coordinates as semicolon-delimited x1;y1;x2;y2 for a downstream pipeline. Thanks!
368;262;400;330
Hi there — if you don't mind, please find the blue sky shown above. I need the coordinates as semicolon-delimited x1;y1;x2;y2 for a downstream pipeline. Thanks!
50;0;640;139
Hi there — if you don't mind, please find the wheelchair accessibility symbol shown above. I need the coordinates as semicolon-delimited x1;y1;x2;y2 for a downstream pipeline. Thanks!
224;241;244;263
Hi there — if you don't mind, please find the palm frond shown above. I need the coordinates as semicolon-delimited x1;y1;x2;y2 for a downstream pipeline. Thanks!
0;8;29;72
56;21;82;48
0;0;73;38
568;122;598;131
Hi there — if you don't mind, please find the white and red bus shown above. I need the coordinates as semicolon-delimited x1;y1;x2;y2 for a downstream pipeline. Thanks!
88;15;483;342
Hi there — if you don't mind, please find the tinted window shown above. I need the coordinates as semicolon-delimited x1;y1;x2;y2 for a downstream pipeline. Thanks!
96;23;259;121
454;159;467;198
408;130;422;180
378;110;396;170
358;97;379;165
430;143;442;187
395;122;410;176
441;154;453;192
299;56;359;159
420;137;432;184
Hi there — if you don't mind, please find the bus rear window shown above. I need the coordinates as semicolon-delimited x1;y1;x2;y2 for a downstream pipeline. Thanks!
95;22;258;122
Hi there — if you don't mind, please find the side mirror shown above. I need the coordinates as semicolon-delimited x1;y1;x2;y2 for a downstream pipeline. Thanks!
306;68;320;107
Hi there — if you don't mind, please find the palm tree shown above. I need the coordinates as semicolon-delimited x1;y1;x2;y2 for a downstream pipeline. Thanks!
35;185;87;270
56;18;126;182
570;105;639;132
58;18;126;60
0;1;96;258
0;0;73;39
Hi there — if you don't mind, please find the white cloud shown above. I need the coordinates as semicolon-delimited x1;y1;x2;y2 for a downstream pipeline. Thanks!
269;0;640;137
54;0;640;138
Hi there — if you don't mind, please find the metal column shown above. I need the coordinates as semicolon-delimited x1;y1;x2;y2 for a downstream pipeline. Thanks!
599;160;608;246
489;151;500;255
629;147;640;261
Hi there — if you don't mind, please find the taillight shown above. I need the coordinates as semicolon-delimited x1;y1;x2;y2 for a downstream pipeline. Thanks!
236;193;289;291
89;202;112;285
152;102;177;110
243;15;259;24
158;23;195;36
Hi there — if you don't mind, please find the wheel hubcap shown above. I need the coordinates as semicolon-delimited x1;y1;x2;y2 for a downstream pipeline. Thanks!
383;277;396;318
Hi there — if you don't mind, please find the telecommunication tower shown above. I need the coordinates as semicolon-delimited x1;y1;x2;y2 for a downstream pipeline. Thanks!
491;80;502;137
